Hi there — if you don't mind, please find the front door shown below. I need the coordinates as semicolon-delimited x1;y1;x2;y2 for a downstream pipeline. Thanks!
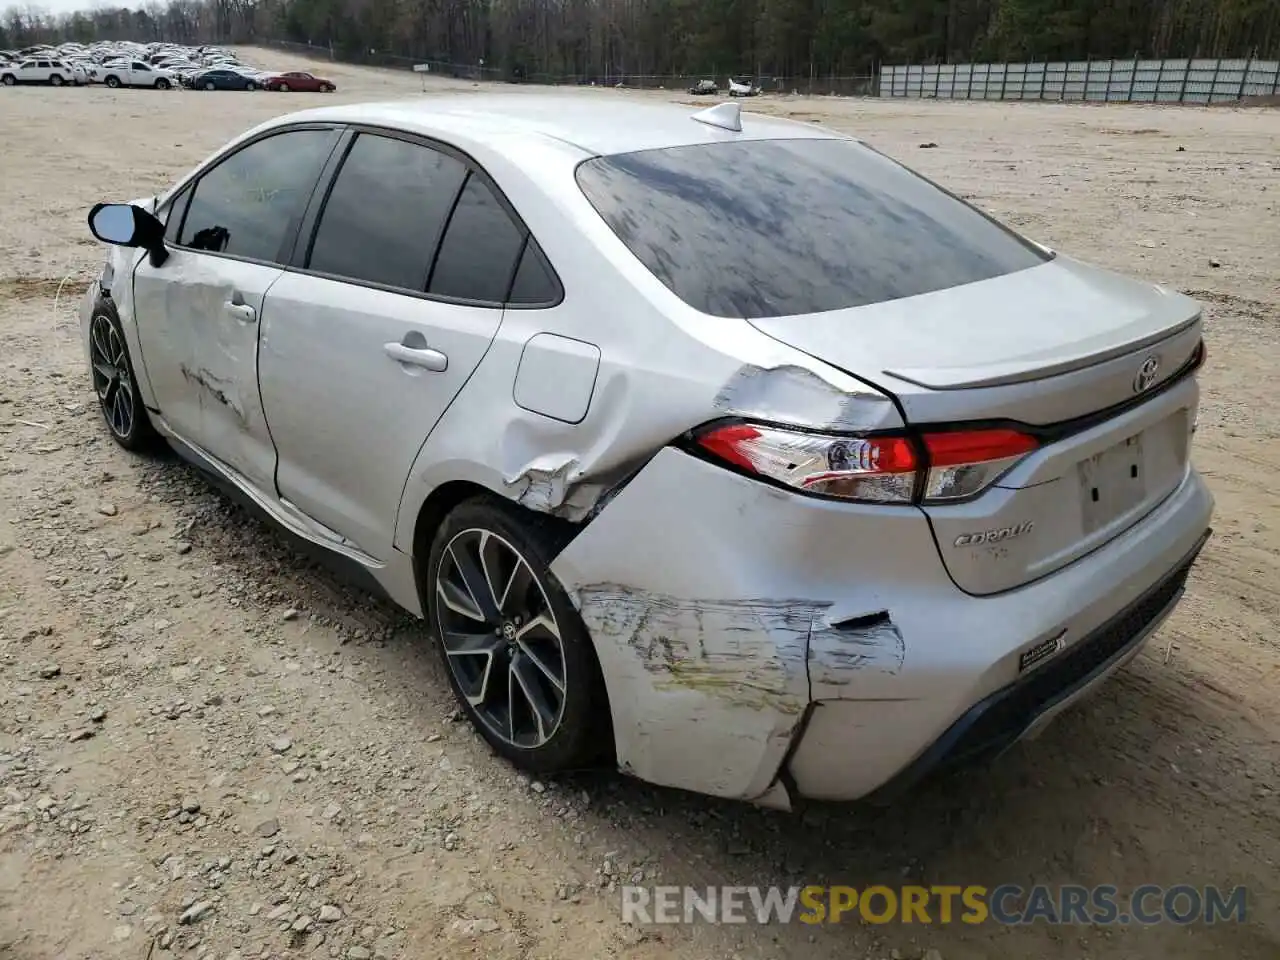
133;249;283;487
130;126;341;492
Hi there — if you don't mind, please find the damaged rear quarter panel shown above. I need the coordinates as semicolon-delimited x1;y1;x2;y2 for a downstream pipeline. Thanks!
549;448;933;802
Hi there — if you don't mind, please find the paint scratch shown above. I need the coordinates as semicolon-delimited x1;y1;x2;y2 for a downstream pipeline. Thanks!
179;363;244;424
809;613;906;689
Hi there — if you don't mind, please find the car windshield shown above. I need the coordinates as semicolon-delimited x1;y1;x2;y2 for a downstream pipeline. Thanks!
575;138;1051;319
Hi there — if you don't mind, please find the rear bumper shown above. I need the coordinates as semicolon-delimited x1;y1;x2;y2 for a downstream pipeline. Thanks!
858;528;1208;803
550;447;1214;806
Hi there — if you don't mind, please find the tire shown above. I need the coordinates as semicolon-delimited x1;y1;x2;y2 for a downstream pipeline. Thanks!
425;497;612;775
105;75;120;88
320;83;333;92
1;74;15;86
50;74;64;86
276;81;289;91
204;81;215;91
245;80;257;91
155;77;170;90
88;297;161;452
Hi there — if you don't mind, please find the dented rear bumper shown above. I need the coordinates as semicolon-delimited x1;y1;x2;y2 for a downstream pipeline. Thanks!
550;447;1213;806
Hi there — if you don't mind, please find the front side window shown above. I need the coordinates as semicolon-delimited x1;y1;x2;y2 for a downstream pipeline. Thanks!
576;138;1050;319
179;129;336;262
307;133;466;290
428;174;526;303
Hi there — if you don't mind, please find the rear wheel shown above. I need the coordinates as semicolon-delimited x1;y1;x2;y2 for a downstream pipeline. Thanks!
105;75;120;88
50;74;64;86
1;74;14;86
155;77;170;90
276;81;290;91
88;298;161;452
425;498;612;774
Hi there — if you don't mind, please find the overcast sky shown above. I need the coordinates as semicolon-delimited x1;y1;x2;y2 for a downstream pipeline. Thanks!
24;0;146;17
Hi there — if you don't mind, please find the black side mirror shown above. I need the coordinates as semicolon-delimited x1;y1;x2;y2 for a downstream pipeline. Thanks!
87;202;169;267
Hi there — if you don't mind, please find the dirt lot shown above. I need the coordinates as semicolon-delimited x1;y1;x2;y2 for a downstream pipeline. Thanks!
1;46;1278;960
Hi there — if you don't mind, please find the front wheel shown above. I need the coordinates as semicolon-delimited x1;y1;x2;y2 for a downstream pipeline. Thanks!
204;81;215;91
50;74;64;86
320;83;334;92
245;80;257;91
426;498;612;774
88;298;161;452
276;81;289;91
155;77;170;90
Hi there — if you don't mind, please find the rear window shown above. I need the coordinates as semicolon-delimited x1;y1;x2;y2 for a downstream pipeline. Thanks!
575;138;1050;319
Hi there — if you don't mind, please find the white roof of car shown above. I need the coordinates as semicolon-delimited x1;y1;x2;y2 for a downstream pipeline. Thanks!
266;94;850;158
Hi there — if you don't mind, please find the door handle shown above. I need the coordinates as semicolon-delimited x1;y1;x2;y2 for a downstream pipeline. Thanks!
384;341;448;372
224;300;256;324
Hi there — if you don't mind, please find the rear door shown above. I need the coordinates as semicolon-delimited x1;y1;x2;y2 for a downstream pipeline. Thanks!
260;129;536;560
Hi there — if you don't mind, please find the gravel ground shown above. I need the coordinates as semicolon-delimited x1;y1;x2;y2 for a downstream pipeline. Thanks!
1;47;1278;960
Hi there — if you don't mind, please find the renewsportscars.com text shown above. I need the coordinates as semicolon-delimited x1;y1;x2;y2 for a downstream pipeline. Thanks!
621;884;1247;926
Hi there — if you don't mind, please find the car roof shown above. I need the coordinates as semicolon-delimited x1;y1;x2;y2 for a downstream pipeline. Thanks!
262;93;852;159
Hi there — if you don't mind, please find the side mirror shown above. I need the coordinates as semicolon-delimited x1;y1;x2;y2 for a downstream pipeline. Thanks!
87;202;169;267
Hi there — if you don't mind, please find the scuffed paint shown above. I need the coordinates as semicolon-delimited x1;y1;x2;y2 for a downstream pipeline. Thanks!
713;362;898;433
179;363;244;424
574;582;813;713
808;612;906;691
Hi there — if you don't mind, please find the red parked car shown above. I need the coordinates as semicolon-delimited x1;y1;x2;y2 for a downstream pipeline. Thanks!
264;71;336;92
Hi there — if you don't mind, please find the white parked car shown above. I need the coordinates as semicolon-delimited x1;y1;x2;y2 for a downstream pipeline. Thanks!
1;57;76;86
100;59;175;89
728;78;760;96
80;96;1213;808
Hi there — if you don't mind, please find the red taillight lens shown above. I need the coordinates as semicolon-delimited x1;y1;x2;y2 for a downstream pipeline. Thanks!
920;428;1039;500
693;422;1039;504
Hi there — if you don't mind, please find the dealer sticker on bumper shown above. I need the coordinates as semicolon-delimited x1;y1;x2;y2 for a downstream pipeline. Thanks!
1019;630;1067;673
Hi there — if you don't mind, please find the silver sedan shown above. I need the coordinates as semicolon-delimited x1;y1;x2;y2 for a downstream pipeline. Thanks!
80;96;1213;808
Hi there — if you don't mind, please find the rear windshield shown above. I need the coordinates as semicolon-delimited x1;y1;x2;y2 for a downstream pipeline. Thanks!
575;138;1050;319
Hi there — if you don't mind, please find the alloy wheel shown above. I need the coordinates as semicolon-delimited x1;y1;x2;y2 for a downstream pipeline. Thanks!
435;528;568;749
89;313;134;439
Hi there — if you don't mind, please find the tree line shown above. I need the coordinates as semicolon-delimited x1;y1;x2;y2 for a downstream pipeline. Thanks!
3;0;1279;83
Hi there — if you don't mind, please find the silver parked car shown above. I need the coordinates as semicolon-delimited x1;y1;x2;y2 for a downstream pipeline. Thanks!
81;96;1213;808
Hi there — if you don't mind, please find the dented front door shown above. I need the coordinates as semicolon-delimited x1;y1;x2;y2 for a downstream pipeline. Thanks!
132;249;281;490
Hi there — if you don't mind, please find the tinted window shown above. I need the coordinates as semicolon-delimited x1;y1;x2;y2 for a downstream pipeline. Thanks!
180;129;335;262
429;174;525;303
575;138;1050;319
508;238;559;305
308;133;466;290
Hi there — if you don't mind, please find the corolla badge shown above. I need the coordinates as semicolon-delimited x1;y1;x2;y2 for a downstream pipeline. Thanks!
954;521;1034;548
1133;355;1161;394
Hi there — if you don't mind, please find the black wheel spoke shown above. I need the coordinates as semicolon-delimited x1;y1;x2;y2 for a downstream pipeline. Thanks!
449;537;501;623
436;575;485;623
510;652;559;744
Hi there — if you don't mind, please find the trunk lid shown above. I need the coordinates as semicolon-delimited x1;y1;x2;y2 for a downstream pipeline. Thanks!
748;257;1204;595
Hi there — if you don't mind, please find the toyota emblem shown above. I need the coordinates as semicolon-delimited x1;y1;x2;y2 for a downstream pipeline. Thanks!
1133;355;1161;394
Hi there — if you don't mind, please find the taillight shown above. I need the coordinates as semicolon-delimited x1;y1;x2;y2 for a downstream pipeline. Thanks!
692;422;1039;505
